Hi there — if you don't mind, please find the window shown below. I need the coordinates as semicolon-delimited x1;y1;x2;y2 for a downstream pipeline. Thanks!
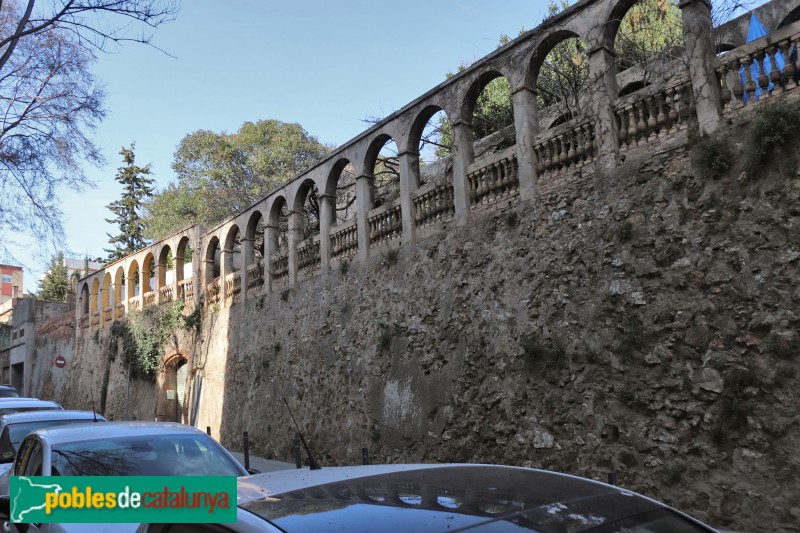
1;274;11;284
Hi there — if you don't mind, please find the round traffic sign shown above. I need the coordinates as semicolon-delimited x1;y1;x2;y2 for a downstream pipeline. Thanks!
54;355;66;368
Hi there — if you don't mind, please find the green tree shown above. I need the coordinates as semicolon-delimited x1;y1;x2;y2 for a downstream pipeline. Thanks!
38;252;70;301
143;119;332;240
105;145;155;262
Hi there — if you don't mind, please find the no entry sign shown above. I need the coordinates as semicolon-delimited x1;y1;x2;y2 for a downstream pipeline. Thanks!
54;355;66;368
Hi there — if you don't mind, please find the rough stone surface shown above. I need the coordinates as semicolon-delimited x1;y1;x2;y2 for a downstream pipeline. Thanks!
52;137;800;532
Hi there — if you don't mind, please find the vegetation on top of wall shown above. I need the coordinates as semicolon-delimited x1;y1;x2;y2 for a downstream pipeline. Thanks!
690;98;800;180
110;300;185;379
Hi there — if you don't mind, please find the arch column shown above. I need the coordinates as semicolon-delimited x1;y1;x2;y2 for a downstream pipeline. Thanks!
587;44;620;169
512;85;539;200
155;264;163;304
318;193;335;274
125;275;136;312
451;119;473;226
288;210;304;285
139;265;147;303
264;223;278;293
679;0;722;134
241;236;254;303
398;149;420;243
355;174;374;261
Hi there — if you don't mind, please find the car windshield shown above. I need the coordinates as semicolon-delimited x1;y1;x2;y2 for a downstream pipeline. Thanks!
0;389;19;398
51;433;243;476
0;405;59;416
0;419;100;460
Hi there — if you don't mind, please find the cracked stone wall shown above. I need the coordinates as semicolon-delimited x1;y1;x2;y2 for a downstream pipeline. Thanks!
61;124;799;532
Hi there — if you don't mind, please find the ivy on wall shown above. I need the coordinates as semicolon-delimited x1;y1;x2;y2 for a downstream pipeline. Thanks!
110;300;185;379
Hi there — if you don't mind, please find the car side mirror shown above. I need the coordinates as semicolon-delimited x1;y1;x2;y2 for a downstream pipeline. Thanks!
247;468;261;475
0;452;14;465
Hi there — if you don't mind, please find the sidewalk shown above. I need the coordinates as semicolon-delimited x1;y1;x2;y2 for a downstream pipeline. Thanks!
230;451;295;473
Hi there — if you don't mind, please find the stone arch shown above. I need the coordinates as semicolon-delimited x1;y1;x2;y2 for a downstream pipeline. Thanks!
142;252;156;298
408;104;453;181
127;259;140;299
778;5;800;28
101;272;112;309
80;283;90;316
175;236;192;283
90;278;100;314
157;353;189;423
267;196;290;286
325;158;357;226
204;236;221;286
528;29;591;127
245;210;265;258
460;70;516;156
244;210;265;292
113;266;125;317
293;178;320;240
157;244;173;293
364;134;400;209
223;225;241;275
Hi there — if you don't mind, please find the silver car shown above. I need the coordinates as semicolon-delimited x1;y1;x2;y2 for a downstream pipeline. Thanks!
0;399;61;417
0;410;106;497
138;463;720;532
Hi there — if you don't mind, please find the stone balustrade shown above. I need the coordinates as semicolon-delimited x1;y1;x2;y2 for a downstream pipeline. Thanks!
413;180;455;228
115;303;125;320
330;222;358;260
103;306;113;324
91;311;100;327
178;279;194;302
74;0;800;332
272;252;289;285
80;316;89;329
297;237;321;273
207;278;221;304
534;120;595;176
467;147;520;208
247;263;264;292
368;201;402;247
717;20;800;109
159;285;173;303
615;77;694;151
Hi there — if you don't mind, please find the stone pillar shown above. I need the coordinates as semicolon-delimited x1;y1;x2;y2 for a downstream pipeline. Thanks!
139;267;147;301
679;0;722;134
240;236;253;303
451;120;473;226
318;193;335;274
288;210;303;285
355;174;374;261
511;85;539;201
154;264;162;304
264;223;277;293
398;149;420;243
587;44;620;169
125;275;135;312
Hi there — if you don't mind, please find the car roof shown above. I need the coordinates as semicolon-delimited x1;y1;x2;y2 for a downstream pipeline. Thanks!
238;464;716;532
28;421;210;445
0;410;104;425
0;399;60;406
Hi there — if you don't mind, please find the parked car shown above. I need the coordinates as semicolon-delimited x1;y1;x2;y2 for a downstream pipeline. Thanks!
0;410;106;497
12;421;247;477
0;387;19;399
137;463;719;532
0;399;61;417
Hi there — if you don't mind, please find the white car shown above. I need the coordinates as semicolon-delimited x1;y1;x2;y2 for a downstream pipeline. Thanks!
0;400;61;417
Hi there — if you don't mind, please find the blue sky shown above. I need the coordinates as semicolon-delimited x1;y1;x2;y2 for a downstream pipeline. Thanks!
11;0;554;291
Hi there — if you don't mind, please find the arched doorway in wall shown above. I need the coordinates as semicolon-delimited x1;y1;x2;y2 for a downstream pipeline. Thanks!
158;354;189;423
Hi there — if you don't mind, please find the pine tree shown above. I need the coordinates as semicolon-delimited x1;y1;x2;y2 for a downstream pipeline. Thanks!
105;145;155;262
38;253;70;301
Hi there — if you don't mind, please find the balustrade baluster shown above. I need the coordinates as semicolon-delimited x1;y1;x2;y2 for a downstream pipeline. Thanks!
656;91;668;133
636;101;648;141
766;46;781;90
731;58;744;105
626;105;637;148
779;41;796;89
755;50;770;97
647;96;658;140
718;64;731;107
565;130;576;166
742;55;757;102
616;110;628;151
